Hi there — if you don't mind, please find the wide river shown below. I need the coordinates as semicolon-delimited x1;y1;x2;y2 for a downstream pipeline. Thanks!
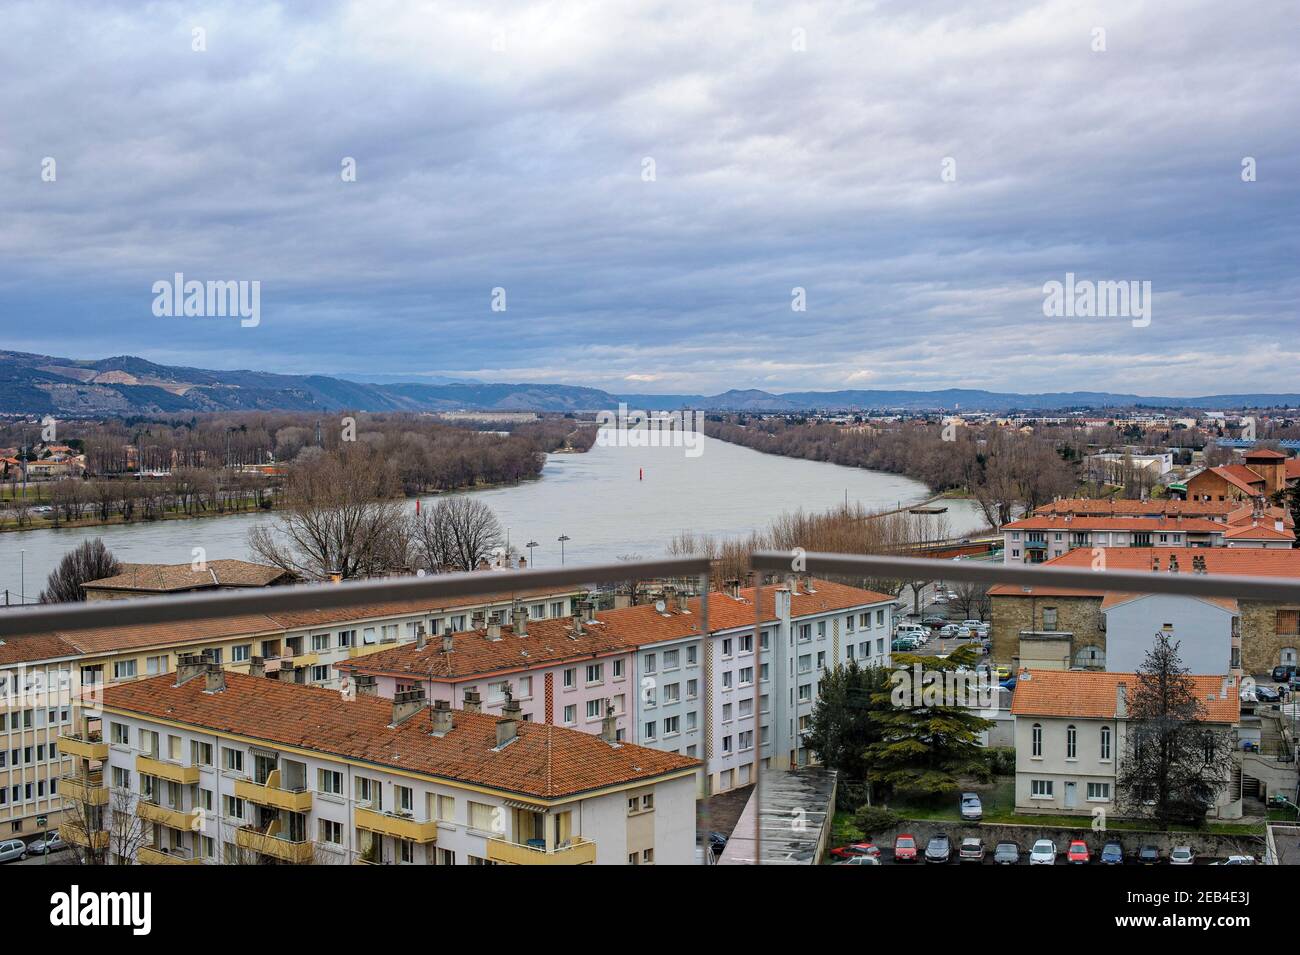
0;437;991;603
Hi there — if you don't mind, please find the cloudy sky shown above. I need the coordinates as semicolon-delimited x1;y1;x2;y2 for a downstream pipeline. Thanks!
2;0;1297;395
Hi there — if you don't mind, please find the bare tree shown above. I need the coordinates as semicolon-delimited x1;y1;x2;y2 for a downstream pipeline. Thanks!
40;538;120;603
65;788;148;865
407;497;504;573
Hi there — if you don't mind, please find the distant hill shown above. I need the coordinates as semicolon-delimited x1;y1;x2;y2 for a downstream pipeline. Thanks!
2;350;1299;416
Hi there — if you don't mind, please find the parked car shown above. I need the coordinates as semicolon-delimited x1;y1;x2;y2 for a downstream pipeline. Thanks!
960;792;983;821
993;842;1020;865
0;839;27;863
959;837;985;863
999;677;1018;692
925;834;952;864
893;833;918;863
1272;664;1297;683
1136;845;1162;865
834;855;882;865
993;665;1012;680
1029;839;1057;865
27;833;65;855
931;595;948;604
829;842;881;861
946;591;959;600
1254;684;1282;703
961;620;984;630
1211;855;1257;865
1169;846;1196;866
922;616;947;628
707;831;728;854
1100;841;1125;865
1066;840;1090;864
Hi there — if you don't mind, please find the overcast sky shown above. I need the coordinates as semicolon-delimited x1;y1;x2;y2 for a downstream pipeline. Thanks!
2;0;1297;395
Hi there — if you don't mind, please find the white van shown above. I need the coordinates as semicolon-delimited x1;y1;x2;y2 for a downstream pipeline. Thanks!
0;839;27;863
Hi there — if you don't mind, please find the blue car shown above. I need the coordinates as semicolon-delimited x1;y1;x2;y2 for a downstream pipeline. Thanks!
1100;841;1124;865
999;677;1017;692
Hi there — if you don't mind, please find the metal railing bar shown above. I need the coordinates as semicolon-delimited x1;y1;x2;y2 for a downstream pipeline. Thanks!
0;557;713;637
750;550;1300;603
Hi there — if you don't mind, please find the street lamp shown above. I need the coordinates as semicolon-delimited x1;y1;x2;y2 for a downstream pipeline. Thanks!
525;540;538;567
557;535;570;566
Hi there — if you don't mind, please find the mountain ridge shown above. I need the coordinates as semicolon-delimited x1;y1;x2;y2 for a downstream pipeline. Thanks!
3;350;1299;416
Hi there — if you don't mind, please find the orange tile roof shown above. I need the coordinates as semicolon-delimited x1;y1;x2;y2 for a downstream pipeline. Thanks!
1224;523;1295;541
101;672;698;799
1003;515;1225;532
342;578;895;681
85;560;291;593
1244;449;1288;460
1035;499;1239;518
1211;465;1266;495
0;632;81;666
1011;669;1238;723
1287;460;1300;480
988;547;1300;597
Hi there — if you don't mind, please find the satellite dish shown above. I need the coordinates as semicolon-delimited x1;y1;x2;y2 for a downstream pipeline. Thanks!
654;599;666;613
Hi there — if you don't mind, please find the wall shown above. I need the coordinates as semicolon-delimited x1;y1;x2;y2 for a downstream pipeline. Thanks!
1104;595;1233;674
991;595;1104;666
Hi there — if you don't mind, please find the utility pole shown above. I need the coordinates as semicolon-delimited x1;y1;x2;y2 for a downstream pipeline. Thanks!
557;535;570;566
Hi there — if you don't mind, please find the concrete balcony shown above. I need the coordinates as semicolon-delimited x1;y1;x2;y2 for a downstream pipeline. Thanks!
354;806;438;844
138;845;203;865
136;754;201;785
61;772;108;806
285;652;319;669
58;733;108;761
60;822;109;851
347;641;399;660
486;836;596;865
235;771;312;813
136;800;194;831
234;825;315;864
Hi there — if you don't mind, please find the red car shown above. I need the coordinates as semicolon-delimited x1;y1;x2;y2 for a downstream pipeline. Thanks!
829;842;881;861
1067;840;1091;864
894;834;918;863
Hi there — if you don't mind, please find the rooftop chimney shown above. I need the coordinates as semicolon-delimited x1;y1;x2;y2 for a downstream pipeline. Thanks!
571;604;586;636
415;623;428;650
512;604;528;636
487;620;502;641
390;688;427;728
328;570;342;585
175;650;215;686
724;578;741;599
675;588;689;614
471;611;486;630
518;556;527;569
495;692;522;747
463;688;482;713
663;585;677;610
430;699;454;735
248;656;266;678
600;701;618;743
353;674;378;697
203;663;226;694
442;632;454;653
1116;681;1128;719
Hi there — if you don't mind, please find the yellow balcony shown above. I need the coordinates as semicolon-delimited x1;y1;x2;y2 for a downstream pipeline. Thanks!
285;652;319;669
58;733;109;761
61;773;108;806
347;642;398;660
486;836;596;865
60;822;109;850
234;825;315;864
354;806;439;844
136;800;195;831
138;845;203;865
136;754;200;785
235;771;312;813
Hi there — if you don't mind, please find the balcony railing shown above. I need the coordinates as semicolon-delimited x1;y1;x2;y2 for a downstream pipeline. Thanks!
354;805;438;843
58;732;108;761
136;754;201;786
61;772;108;805
235;770;313;813
136;799;194;831
60;821;109;850
234;823;315;864
138;844;203;865
485;835;596;865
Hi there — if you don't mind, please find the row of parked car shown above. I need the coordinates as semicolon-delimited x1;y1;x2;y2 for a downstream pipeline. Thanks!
832;833;1257;866
0;832;65;863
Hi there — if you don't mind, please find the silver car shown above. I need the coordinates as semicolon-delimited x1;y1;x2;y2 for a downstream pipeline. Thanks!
0;839;27;863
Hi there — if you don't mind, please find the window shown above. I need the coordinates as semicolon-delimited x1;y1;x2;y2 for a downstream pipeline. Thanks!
845;614;855;633
318;769;343;794
190;741;213;766
644;721;657;740
397;785;414;813
739;667;754;686
686;645;697;666
222;747;244;773
562;668;576;689
435;794;455;821
739;730;753;750
721;735;732;754
1099;725;1111;761
585;663;602;684
721;671;733;690
1066;725;1077;760
469;801;501;833
722;638;733;657
146;655;169;675
223;795;245;819
664;649;679;669
664;715;679;735
612;659;624;679
686;711;697;731
1031;723;1042;758
1042;608;1058;631
563;704;576;725
1030;779;1054;798
319;819;343;844
110;722;129;745
231;644;251;663
687;679;698;699
586;699;603;720
1087;782;1111;801
113;659;137;680
311;633;330;651
338;630;355;648
311;665;329;683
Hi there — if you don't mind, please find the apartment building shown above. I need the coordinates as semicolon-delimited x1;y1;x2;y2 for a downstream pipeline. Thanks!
0;635;79;839
61;662;699;865
0;580;583;840
82;559;293;601
1010;669;1239;819
1002;515;1229;563
1185;448;1296;502
989;548;1300;676
340;577;897;794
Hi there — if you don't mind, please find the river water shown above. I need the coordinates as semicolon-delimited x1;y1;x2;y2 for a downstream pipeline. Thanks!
0;436;991;603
